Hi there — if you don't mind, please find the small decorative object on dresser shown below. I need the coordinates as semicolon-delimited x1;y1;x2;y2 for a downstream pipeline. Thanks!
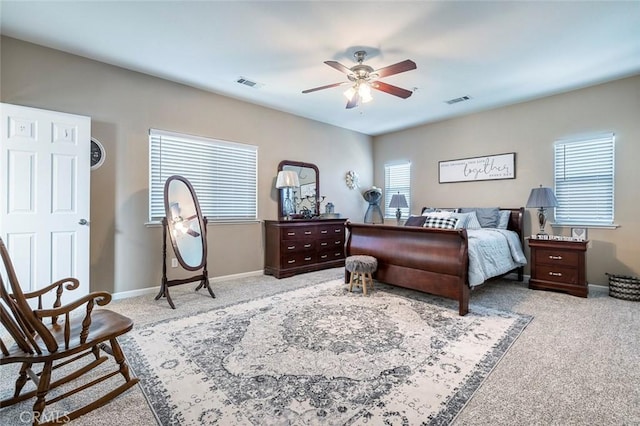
528;237;588;297
264;219;347;278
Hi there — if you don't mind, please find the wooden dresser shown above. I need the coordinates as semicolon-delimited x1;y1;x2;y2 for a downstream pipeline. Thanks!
264;219;347;278
528;238;588;297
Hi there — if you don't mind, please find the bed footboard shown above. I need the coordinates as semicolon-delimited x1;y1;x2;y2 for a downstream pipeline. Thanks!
345;222;470;315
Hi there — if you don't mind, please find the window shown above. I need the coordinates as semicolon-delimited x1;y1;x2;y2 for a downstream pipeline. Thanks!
554;133;615;226
149;129;258;223
384;162;411;218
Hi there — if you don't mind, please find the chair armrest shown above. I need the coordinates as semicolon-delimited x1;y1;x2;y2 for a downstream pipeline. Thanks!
18;278;80;311
32;292;113;347
33;291;112;319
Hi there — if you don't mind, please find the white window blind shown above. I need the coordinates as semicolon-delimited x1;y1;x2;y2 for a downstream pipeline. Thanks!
554;133;615;226
384;162;411;218
149;129;258;223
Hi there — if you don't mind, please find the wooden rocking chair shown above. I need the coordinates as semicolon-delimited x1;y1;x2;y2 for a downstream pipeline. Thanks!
0;238;139;425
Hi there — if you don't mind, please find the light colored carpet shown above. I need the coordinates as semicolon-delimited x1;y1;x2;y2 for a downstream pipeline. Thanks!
2;269;639;425
121;279;530;425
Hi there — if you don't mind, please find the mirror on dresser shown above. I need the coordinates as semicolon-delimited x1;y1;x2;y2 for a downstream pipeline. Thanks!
276;160;321;219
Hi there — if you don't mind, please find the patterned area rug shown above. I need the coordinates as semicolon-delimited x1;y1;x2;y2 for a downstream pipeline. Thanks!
122;280;531;425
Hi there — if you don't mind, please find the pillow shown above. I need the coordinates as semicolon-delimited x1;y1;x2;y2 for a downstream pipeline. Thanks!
449;212;474;229
464;211;482;229
422;210;452;219
423;216;459;230
497;210;511;229
460;207;500;228
421;208;436;215
404;215;427;227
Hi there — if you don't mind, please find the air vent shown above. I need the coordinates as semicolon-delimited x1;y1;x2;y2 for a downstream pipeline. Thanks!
445;95;471;105
236;77;263;88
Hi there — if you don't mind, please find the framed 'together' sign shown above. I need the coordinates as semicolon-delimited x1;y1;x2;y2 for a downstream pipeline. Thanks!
438;152;516;183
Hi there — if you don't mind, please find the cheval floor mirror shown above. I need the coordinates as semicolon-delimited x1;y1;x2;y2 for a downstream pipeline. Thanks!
155;175;215;309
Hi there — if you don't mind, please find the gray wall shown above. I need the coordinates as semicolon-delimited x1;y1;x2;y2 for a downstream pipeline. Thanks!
2;36;638;290
373;75;640;284
1;37;374;294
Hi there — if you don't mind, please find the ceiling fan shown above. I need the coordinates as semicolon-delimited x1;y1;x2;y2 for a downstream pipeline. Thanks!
302;50;417;109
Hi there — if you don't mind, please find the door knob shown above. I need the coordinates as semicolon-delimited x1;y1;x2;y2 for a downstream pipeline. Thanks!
79;219;89;225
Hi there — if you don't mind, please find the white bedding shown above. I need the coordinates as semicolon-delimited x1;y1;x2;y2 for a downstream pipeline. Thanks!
466;228;527;287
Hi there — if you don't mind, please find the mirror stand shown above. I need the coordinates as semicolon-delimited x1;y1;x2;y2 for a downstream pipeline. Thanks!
156;217;215;309
155;175;215;309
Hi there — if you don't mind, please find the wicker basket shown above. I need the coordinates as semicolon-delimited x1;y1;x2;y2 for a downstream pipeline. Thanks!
606;273;640;301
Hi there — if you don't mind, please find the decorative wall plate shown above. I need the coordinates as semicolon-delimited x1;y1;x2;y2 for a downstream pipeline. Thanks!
345;170;359;189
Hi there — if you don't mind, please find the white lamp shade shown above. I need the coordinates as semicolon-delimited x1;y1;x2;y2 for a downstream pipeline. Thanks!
275;170;300;189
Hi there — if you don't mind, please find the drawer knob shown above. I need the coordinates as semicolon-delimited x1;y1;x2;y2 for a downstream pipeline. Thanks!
304;244;312;248
334;229;341;233
548;255;563;260
287;232;295;236
335;241;341;244
321;230;328;234
320;254;328;259
304;257;312;261
287;260;296;264
321;242;328;246
287;246;295;250
304;231;312;235
548;272;563;277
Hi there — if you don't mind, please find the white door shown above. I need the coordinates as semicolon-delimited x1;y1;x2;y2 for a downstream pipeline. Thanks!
0;103;90;307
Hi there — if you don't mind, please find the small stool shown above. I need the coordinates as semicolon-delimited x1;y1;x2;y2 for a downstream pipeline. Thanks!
345;255;377;295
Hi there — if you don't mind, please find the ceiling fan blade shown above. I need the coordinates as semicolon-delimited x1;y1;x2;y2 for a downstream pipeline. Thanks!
324;60;354;75
370;81;413;99
302;81;350;94
346;93;360;109
373;59;417;78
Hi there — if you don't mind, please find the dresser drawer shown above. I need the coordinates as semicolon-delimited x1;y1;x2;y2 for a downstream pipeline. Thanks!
318;247;345;263
281;252;316;268
281;227;316;240
317;224;344;237
317;237;344;250
536;264;579;284
534;249;579;267
281;240;315;252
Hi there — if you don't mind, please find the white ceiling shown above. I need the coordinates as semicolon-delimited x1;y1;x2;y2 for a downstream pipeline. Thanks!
2;1;639;136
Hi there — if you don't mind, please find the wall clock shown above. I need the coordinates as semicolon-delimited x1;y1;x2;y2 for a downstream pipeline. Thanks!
345;170;359;189
90;137;106;170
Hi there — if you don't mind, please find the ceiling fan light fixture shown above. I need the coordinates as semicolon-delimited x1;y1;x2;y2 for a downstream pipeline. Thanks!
344;86;356;101
359;83;373;103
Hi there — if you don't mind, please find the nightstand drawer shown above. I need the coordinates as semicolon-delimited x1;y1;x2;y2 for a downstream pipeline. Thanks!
535;249;579;267
536;264;579;284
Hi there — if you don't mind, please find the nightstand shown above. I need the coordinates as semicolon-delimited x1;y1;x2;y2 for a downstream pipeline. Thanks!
528;238;588;297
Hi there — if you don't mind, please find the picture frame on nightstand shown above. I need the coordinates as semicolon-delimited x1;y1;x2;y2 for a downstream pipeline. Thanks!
571;227;587;241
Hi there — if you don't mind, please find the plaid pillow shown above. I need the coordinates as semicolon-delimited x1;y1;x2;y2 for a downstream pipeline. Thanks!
423;216;459;229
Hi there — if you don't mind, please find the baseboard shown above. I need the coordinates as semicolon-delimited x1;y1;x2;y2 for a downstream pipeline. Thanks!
502;273;608;290
110;269;264;301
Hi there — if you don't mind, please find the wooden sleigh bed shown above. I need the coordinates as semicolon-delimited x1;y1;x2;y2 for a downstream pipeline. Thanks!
345;207;525;316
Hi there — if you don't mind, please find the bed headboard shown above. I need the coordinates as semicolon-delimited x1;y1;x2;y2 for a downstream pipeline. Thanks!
419;207;525;247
